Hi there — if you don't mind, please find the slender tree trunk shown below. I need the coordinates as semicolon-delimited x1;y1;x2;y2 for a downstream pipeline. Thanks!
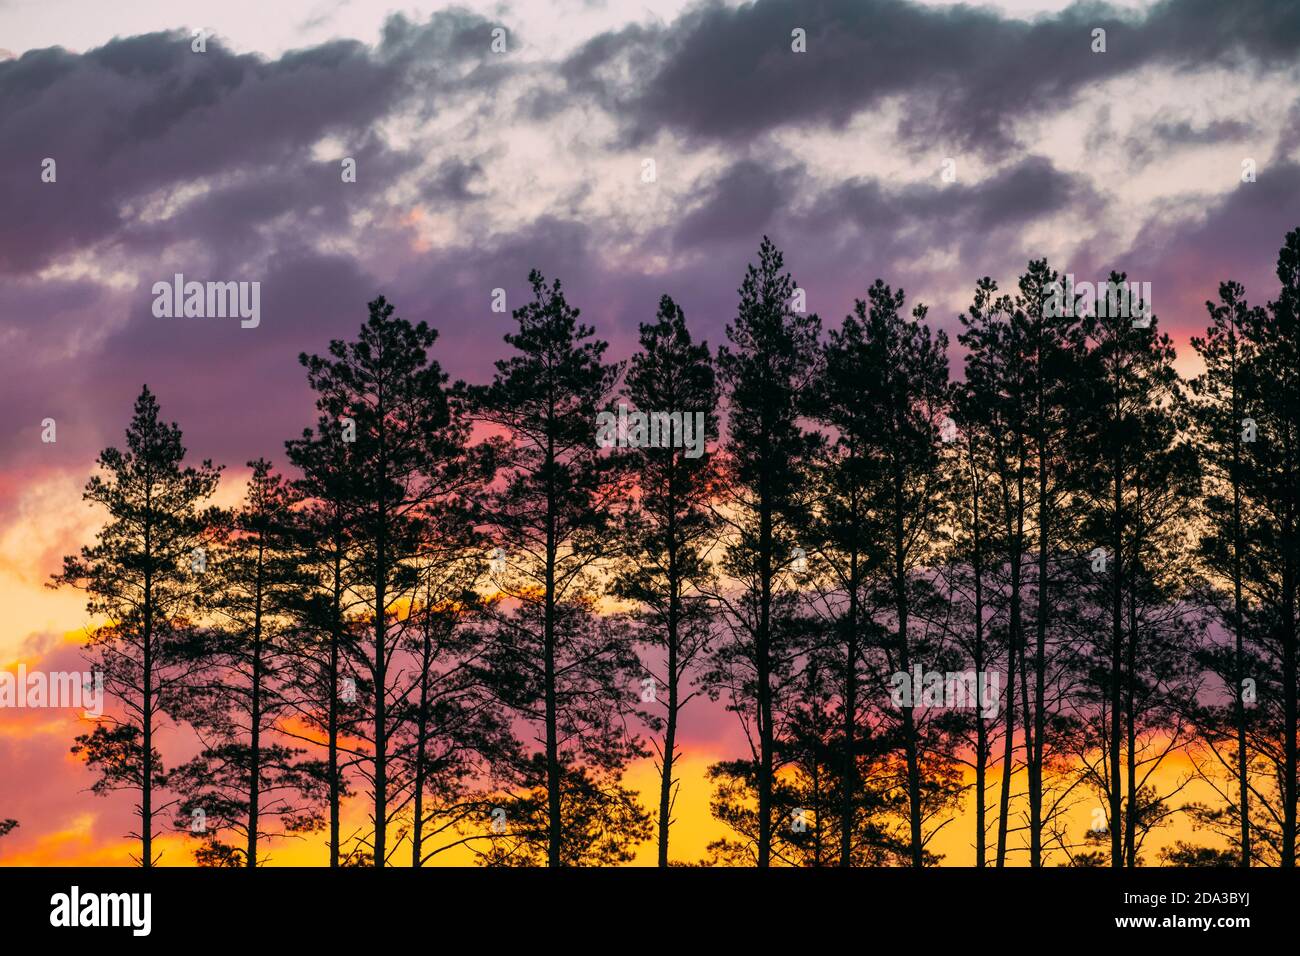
411;600;433;867
1109;443;1124;869
658;549;679;868
839;550;860;868
544;426;562;867
1014;472;1033;868
896;473;923;867
810;665;824;867
373;409;389;868
971;463;987;868
248;544;264;868
1017;599;1032;863
1283;501;1297;868
757;494;774;867
1231;376;1250;866
142;506;154;869
328;526;342;869
373;574;387;868
996;475;1024;867
1124;527;1139;868
995;603;1016;867
1030;422;1049;867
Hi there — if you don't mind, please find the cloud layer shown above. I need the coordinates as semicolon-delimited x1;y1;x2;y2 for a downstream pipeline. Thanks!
2;0;1299;863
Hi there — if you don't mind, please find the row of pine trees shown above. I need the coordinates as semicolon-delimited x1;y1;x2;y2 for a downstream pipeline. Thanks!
34;227;1300;867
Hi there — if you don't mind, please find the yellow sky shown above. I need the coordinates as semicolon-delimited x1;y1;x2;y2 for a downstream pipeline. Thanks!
0;466;1229;868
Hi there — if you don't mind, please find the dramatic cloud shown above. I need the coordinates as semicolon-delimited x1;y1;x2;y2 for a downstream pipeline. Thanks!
559;0;1300;153
0;11;508;277
2;0;1299;865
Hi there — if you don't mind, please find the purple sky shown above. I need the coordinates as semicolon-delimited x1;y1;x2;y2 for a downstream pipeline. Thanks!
2;0;1299;863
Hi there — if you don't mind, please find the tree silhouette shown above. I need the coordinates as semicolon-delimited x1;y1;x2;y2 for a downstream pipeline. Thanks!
611;294;720;867
167;459;328;866
283;408;366;866
43;225;1300;870
295;296;476;866
947;275;1027;865
956;262;1088;866
847;279;958;867
468;270;646;867
53;385;222;866
1226;229;1300;866
1188;279;1267;866
1073;272;1201;866
710;237;821;867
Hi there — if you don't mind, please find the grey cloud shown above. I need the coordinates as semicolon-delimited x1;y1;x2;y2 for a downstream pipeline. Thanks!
673;159;798;246
1125;116;1257;165
667;154;1092;262
0;11;510;277
421;157;488;202
557;0;1300;154
799;154;1096;254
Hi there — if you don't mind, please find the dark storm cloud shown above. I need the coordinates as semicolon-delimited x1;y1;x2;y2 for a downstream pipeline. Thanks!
1150;118;1256;146
1123;117;1257;166
809;154;1094;236
0;11;509;277
672;159;797;245
558;0;1300;153
0;10;525;479
663;153;1096;269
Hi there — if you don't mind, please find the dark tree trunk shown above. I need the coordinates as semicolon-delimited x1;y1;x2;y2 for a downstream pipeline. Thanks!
757;493;774;868
328;531;342;869
1110;447;1124;869
839;550;860;868
544;426;562;868
248;544;264;868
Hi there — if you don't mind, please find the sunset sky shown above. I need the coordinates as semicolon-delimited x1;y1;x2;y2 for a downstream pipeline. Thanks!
2;0;1300;865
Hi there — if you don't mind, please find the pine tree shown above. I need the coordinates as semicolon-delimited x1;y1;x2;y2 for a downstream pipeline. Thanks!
296;296;473;866
612;294;720;867
1073;273;1200;866
948;278;1013;866
167;459;328;867
710;237;821;867
469;270;646;867
806;293;953;866
1188;280;1267;866
1235;230;1300;866
54;385;222;866
957;263;1087;865
956;275;1033;865
845;279;957;866
283;410;366;867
